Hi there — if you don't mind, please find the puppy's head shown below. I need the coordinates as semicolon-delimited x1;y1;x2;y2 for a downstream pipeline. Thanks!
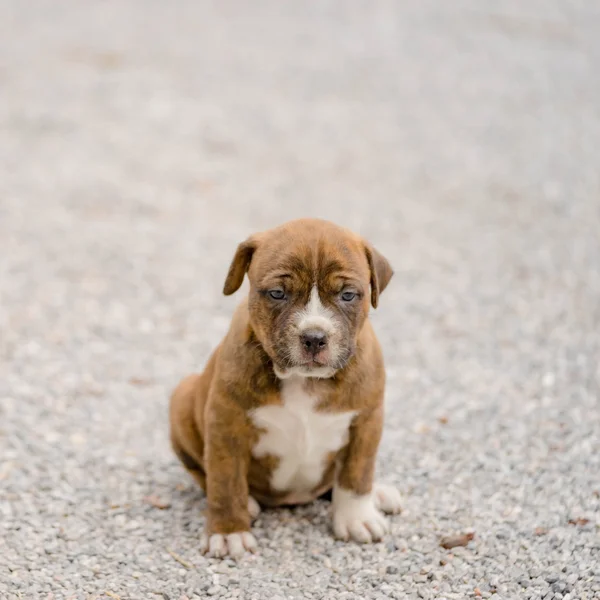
223;219;393;379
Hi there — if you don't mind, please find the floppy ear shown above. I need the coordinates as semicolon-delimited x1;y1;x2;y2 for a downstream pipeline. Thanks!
223;236;258;295
364;242;393;308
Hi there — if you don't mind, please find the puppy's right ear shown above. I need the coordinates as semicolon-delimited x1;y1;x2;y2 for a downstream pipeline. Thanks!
223;236;259;295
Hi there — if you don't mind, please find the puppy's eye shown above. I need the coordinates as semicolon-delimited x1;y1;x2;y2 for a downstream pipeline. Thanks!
341;290;357;302
268;289;286;300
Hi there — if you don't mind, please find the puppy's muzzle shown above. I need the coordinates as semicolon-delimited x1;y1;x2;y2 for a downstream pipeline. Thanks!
300;328;328;359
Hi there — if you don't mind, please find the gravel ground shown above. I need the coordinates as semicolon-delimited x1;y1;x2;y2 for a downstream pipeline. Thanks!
1;1;600;599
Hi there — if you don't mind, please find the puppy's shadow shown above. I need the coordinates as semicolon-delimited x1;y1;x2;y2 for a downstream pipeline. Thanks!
316;489;332;503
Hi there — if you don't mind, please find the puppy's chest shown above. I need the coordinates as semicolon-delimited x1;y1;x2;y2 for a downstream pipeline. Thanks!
250;378;356;493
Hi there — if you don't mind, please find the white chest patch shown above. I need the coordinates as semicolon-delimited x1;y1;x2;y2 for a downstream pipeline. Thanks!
251;377;357;494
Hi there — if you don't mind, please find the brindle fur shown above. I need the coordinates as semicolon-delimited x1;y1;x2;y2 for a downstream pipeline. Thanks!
169;219;393;537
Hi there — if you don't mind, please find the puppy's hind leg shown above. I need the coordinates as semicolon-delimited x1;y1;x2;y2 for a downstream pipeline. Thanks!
171;436;207;491
169;374;207;492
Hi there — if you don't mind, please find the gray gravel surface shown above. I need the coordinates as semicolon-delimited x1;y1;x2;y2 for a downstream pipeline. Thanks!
1;1;600;599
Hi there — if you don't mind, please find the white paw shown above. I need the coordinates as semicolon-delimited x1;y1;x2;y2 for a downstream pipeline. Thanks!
200;531;258;559
373;483;402;514
332;486;389;543
248;495;261;520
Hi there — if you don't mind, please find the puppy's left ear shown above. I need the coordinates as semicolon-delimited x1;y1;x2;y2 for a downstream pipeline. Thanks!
364;242;393;308
223;236;259;295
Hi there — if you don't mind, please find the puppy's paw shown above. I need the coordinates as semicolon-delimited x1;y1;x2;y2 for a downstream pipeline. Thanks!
248;495;261;520
373;483;402;515
332;487;389;543
200;531;258;559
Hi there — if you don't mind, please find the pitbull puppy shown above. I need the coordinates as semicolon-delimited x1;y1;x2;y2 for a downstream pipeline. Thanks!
169;218;400;558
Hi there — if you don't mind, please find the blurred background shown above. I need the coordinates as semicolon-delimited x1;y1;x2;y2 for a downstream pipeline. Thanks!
1;1;599;599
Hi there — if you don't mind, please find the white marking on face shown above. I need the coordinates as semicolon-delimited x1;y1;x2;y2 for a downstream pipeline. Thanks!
296;286;337;335
332;486;389;543
251;376;357;494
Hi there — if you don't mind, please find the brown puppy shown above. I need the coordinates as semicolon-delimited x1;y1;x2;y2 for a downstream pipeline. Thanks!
169;218;401;558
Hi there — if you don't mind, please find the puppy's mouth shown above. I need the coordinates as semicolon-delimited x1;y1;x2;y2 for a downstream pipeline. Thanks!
273;362;337;380
274;350;340;371
301;358;328;368
272;348;354;380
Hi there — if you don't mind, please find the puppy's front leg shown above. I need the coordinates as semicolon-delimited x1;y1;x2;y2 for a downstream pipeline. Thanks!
200;397;257;559
333;406;401;543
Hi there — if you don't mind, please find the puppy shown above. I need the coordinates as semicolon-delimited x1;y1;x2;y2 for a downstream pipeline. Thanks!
169;218;401;558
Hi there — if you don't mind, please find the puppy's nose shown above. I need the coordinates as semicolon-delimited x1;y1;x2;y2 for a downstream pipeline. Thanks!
300;329;328;355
